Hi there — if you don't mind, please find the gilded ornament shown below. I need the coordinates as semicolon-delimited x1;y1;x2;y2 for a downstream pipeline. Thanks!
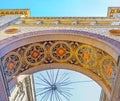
24;43;45;66
5;28;19;34
2;52;22;78
99;56;117;84
50;41;72;62
109;30;120;36
76;45;97;68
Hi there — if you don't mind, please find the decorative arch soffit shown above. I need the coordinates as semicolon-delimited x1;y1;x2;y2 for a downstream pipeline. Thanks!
0;29;119;99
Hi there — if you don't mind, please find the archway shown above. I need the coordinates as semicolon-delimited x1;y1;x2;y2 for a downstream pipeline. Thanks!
0;29;119;100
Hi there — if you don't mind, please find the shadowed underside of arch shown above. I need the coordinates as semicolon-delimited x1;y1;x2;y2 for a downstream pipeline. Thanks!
0;30;118;100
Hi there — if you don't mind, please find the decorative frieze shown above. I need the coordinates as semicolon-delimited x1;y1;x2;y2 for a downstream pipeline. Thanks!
1;40;117;91
108;7;120;18
0;9;30;17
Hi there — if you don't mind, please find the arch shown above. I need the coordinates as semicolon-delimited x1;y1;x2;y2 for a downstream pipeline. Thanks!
0;29;119;100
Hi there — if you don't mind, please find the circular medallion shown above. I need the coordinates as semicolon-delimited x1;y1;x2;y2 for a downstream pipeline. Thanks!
5;28;19;34
100;56;116;83
76;45;97;68
2;52;22;78
50;42;72;62
24;43;45;66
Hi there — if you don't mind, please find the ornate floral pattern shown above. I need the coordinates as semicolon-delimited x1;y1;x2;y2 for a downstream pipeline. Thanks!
24;43;45;65
2;52;21;78
100;56;116;83
51;42;72;62
1;40;117;87
76;45;97;68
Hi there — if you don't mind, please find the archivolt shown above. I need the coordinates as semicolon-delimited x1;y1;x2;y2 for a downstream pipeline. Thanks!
0;29;119;99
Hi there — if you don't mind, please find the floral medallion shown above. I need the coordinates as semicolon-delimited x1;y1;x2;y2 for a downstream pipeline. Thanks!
100;56;116;83
24;43;45;65
76;45;97;68
51;42;72;62
2;52;21;78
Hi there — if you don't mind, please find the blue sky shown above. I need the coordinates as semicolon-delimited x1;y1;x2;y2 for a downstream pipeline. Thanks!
34;69;101;101
0;0;120;17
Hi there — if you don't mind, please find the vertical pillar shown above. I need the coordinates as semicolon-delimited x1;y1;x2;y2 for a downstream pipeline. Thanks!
0;59;9;101
25;75;36;101
110;56;120;101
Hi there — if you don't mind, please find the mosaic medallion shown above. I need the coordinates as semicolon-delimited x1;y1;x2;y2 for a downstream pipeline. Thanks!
100;56;116;83
1;40;118;90
51;42;72;62
76;45;97;68
5;28;19;34
24;43;45;65
2;52;21;78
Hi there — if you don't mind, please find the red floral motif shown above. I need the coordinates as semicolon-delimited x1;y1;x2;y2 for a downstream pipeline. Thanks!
81;52;92;62
105;64;113;78
7;61;15;71
31;50;40;59
56;47;66;57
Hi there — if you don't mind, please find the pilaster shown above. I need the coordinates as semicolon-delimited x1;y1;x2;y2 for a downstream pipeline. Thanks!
0;58;9;101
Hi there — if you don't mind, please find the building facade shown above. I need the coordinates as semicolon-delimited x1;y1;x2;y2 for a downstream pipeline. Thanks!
0;7;120;101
